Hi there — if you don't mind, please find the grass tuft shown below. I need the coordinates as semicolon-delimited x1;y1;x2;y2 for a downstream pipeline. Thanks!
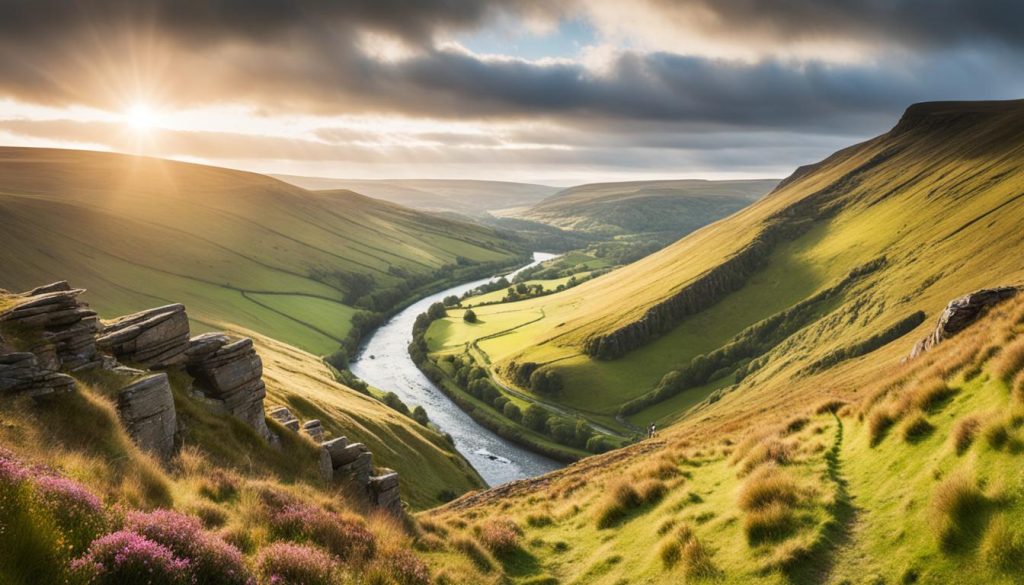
867;407;897;446
992;336;1024;382
931;471;989;551
901;413;935;443
952;416;982;455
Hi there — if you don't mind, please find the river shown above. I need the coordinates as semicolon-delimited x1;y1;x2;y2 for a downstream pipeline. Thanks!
350;252;563;487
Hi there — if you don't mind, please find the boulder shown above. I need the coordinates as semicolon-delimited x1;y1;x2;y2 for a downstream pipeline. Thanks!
0;283;100;371
909;286;1020;359
269;406;300;431
301;419;324;443
117;374;177;459
369;470;402;514
97;304;190;368
186;335;272;442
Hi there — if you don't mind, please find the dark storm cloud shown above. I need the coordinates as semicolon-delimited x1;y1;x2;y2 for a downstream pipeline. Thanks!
0;0;1019;134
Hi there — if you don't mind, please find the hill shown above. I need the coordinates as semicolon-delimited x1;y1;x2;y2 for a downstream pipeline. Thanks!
273;176;560;215
420;99;1024;445
409;99;1024;583
515;179;778;237
0;148;527;357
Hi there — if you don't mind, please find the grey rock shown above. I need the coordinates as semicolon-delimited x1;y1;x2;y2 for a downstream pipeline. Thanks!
269;406;300;431
909;286;1020;359
98;304;190;368
186;334;272;442
301;419;324;443
117;374;177;459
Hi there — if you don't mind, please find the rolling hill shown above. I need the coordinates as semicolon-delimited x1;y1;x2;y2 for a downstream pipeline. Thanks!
513;179;778;237
273;176;560;215
411;100;1024;583
423;99;1024;437
0;148;527;357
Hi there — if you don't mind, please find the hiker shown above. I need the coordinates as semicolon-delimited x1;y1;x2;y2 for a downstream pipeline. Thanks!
648;422;656;439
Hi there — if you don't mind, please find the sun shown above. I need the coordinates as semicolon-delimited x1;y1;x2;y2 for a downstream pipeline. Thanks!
124;104;160;131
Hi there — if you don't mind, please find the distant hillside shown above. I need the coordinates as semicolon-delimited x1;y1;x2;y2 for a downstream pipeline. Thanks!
273;176;560;214
516;179;778;237
413;100;1024;583
0;148;527;356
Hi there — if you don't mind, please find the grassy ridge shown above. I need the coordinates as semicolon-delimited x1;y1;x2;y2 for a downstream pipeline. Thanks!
426;100;1024;434
0;147;527;356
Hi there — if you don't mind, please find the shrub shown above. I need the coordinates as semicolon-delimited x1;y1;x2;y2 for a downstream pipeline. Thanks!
124;509;251;585
931;472;989;550
383;392;411;416
255;543;339;585
33;474;106;551
269;503;376;561
901;414;935;443
463;309;477;323
993;337;1024;382
952;416;982;455
522;404;552;432
411;405;430;426
502;402;522;422
366;549;431;585
586;434;618;454
71;531;191;585
477;519;522;554
452;537;494;572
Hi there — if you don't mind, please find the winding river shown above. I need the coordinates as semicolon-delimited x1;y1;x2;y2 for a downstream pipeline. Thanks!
350;252;563;487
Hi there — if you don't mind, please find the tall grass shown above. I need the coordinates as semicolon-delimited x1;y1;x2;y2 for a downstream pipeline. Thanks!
738;466;803;545
594;480;666;529
931;472;989;551
992;337;1024;383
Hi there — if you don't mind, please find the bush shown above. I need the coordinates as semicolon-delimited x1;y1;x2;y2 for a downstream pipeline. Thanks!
523;404;552;432
463;309;477;323
411;405;430;426
383;392;411;416
367;549;431;585
493;395;510;411
71;531;191;585
33;474;106;551
124;509;251;585
586;434;618;454
503;402;522;422
931;472;989;551
255;543;340;585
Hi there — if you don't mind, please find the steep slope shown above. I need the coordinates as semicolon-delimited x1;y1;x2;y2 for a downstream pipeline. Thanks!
516;179;777;237
424;100;1024;437
273;176;560;214
421;293;1024;584
0;148;527;356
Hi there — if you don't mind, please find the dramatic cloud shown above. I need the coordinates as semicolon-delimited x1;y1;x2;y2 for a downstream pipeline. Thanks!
0;0;1020;180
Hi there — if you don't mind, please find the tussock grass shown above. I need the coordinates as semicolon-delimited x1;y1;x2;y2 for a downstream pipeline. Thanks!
452;536;495;572
980;516;1024;573
867;407;897;446
737;466;804;545
814;400;847;415
743;501;797;545
952;416;982;455
738;439;794;476
905;378;958;412
475;519;522;555
900;413;935;443
931;471;990;551
992;336;1024;382
594;480;665;529
782;416;810;435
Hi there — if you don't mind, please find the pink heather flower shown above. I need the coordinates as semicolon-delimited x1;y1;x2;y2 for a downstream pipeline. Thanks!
125;509;253;585
0;452;27;483
378;549;431;585
255;542;340;585
35;475;103;515
71;530;190;585
270;503;376;561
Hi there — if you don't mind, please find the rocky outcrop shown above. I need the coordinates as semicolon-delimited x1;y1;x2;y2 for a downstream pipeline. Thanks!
0;282;100;371
909;286;1020;359
97;304;190;369
301;419;324;443
369;470;401;514
185;333;272;441
269;406;300;431
117;374;177;460
0;352;75;397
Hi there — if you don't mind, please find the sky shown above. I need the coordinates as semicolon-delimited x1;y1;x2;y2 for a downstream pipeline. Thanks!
1;1;1022;185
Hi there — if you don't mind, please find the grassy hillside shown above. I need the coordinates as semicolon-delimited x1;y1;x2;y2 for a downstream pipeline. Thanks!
516;179;777;237
0;148;527;357
424;100;1024;440
274;176;559;215
419;294;1024;584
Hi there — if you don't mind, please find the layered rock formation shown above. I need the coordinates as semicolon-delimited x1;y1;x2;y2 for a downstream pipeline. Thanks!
319;435;401;513
269;406;300;431
116;373;177;459
0;281;100;371
301;419;324;443
185;333;272;442
97;304;190;368
0;352;75;397
909;286;1020;359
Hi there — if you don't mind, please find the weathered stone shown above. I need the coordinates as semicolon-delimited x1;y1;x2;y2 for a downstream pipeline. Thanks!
328;442;368;468
909;286;1020;359
337;451;373;487
0;285;99;371
269;406;300;431
98;304;190;368
117;374;177;459
318;446;334;482
368;470;402;514
0;352;75;397
301;419;324;443
321;437;350;460
186;334;272;442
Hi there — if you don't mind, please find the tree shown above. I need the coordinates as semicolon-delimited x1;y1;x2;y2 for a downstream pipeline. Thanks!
412;405;430;426
503;402;522;422
463;309;477;323
427;302;447;321
442;295;460;307
522;404;550;432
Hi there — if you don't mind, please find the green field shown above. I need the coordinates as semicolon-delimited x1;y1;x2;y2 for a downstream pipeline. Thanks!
0;148;526;356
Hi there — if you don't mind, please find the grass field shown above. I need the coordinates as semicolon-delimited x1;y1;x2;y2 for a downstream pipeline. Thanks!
0;147;526;356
